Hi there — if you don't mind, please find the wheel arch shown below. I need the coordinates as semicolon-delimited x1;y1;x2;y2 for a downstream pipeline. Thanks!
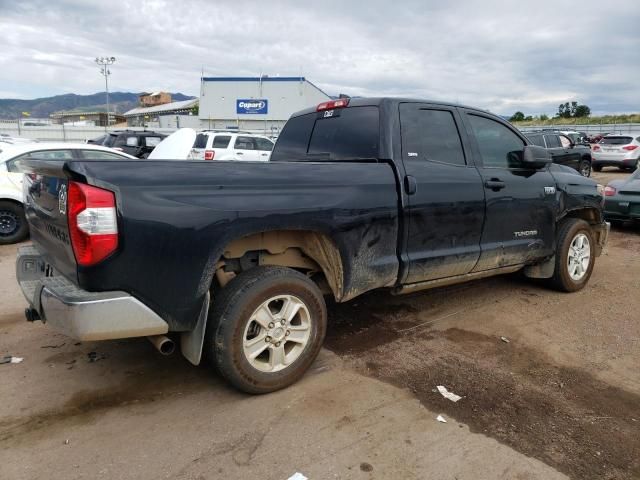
560;207;602;225
214;230;345;301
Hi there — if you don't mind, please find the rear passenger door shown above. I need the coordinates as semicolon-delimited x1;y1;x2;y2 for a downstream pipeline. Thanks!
399;103;486;283
462;112;557;270
233;136;260;161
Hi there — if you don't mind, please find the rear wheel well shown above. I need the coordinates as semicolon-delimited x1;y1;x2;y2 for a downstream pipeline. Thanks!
215;231;344;300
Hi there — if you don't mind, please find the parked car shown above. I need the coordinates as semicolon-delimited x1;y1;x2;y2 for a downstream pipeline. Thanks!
591;134;640;171
0;142;136;244
189;130;274;160
95;130;167;158
0;133;36;145
525;131;592;176
603;167;640;225
559;130;589;145
16;98;609;394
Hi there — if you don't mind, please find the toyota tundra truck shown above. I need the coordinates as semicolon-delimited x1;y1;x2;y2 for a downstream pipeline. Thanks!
15;98;609;393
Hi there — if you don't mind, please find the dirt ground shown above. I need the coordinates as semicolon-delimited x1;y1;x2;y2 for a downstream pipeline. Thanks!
0;169;638;480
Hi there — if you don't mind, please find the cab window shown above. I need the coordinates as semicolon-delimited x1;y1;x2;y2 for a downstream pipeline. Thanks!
468;115;524;168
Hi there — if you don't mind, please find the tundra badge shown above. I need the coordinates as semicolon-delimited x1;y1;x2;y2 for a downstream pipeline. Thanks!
544;186;556;195
58;184;67;215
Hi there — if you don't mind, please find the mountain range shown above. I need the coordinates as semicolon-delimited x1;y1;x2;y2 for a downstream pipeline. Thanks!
0;92;196;119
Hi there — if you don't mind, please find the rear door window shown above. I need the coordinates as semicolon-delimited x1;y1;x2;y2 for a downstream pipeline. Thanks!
234;136;256;150
125;136;139;147
271;106;379;161
212;135;231;148
527;134;546;147
400;106;466;165
543;135;561;148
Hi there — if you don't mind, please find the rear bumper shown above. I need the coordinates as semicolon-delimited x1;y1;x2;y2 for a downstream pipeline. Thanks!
592;221;610;256
16;245;168;341
592;155;639;167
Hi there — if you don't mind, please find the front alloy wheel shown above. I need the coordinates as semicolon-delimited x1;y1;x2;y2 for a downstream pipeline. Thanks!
548;218;595;292
567;233;591;281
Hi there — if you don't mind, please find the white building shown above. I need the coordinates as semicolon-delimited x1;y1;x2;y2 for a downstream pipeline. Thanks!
123;99;199;128
199;76;331;135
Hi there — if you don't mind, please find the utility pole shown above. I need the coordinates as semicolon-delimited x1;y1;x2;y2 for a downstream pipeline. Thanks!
95;56;116;128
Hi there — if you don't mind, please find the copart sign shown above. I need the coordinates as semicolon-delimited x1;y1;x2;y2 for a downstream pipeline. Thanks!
236;99;268;114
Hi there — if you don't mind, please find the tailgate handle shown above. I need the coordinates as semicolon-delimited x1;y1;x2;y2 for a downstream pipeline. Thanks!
404;175;417;195
484;178;506;191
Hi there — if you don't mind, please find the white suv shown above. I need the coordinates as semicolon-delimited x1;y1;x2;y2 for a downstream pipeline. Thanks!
189;131;274;161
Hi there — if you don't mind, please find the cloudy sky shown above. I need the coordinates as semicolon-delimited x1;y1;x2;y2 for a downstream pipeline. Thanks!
0;0;638;116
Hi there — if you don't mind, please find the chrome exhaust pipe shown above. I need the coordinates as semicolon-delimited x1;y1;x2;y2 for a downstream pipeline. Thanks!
147;335;175;356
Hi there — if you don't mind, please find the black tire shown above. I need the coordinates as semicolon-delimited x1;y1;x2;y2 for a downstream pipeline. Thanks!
593;164;602;172
579;159;591;177
205;266;327;394
0;201;28;245
548;218;595;292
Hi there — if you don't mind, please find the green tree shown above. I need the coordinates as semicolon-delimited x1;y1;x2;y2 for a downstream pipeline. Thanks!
574;105;591;117
539;114;549;121
509;111;525;122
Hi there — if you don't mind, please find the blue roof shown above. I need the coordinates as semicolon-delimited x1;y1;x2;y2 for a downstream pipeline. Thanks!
202;76;306;82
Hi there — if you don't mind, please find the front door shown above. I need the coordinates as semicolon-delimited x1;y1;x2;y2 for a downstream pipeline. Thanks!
399;104;486;283
462;111;557;270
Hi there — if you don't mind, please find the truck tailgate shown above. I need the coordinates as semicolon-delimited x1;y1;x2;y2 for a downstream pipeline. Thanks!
21;162;78;281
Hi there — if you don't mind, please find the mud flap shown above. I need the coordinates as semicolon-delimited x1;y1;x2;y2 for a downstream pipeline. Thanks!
524;255;555;279
180;292;210;365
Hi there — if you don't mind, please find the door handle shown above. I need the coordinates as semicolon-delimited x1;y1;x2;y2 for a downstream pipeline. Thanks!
484;178;506;191
236;152;244;155
404;175;417;195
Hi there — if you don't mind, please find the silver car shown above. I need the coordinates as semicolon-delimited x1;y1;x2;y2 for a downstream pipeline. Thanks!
592;134;640;171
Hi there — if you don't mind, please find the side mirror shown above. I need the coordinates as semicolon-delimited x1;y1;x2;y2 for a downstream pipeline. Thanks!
523;145;552;168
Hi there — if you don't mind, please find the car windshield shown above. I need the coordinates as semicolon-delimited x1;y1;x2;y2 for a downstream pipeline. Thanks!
102;134;118;147
600;136;632;145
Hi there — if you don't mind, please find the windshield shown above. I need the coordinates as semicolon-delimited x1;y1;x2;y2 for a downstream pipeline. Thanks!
600;136;632;145
102;134;118;147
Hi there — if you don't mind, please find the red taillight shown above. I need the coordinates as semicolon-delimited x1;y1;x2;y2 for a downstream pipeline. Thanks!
204;150;215;160
67;181;118;266
604;185;617;196
316;98;350;111
592;145;600;151
622;145;638;151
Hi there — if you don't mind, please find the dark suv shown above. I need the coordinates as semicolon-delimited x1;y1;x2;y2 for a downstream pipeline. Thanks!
90;130;166;158
525;131;592;177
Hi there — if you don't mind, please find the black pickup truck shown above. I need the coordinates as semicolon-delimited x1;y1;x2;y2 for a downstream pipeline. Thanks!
16;98;609;393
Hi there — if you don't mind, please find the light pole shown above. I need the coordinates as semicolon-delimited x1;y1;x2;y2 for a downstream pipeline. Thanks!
95;56;116;127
